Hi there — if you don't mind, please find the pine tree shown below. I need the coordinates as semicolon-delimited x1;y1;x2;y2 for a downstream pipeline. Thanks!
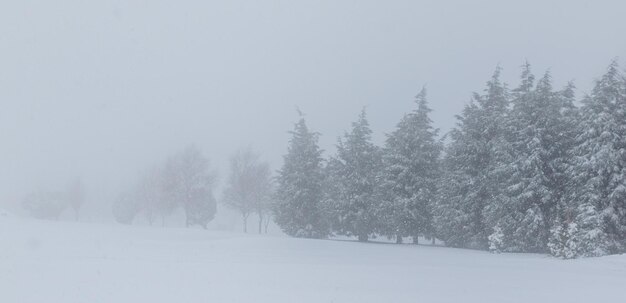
494;65;578;253
569;61;626;257
380;89;442;244
274;115;328;238
435;67;510;249
326;109;383;242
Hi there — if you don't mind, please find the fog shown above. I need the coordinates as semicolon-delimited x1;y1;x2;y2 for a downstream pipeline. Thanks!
1;0;625;222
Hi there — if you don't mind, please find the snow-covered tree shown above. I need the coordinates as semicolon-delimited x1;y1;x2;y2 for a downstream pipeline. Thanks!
568;61;626;257
162;146;217;229
326;109;383;242
435;67;510;249
223;147;273;233
380;89;442;244
491;65;578;253
274;115;328;238
548;221;579;259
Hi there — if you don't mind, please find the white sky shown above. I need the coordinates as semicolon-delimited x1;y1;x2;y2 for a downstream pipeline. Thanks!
1;0;625;215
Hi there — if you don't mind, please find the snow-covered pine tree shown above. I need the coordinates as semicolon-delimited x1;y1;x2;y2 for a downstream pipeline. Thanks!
569;61;626;257
435;67;510;250
274;115;329;238
494;65;578;253
380;89;442;244
547;81;581;258
326;109;383;242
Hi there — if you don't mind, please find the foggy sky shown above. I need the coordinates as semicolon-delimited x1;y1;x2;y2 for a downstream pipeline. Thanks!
1;0;625;217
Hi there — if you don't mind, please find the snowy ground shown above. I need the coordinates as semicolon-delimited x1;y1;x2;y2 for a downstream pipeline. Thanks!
1;216;625;303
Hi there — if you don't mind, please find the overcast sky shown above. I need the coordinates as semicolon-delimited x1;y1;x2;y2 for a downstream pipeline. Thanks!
1;0;625;215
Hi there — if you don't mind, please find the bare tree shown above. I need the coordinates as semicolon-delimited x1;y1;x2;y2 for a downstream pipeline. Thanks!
136;166;175;226
162;145;218;228
223;148;272;233
253;164;273;234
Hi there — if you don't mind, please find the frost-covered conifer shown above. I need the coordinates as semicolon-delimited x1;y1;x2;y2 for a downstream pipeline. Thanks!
326;110;382;242
569;61;626;257
436;67;509;249
493;65;578;253
274;115;328;238
380;89;442;244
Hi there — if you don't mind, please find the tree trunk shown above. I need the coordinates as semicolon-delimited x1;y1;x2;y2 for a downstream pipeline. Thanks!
258;213;263;234
412;236;419;245
358;233;368;242
432;237;436;245
243;214;248;233
264;216;270;234
396;234;403;244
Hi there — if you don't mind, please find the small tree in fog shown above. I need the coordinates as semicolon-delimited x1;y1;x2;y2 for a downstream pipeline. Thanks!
112;190;141;224
253;163;273;234
223;148;273;233
66;178;85;221
136;167;176;226
162;146;217;229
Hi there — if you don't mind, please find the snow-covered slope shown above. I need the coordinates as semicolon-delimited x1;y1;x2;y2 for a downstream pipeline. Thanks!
1;217;624;303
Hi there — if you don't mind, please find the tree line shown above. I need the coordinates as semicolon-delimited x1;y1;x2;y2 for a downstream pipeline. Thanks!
273;60;626;259
112;146;218;228
21;178;85;221
111;145;274;234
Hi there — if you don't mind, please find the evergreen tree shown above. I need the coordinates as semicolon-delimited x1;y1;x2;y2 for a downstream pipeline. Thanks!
435;67;510;249
380;89;442;244
492;65;578;253
326;110;383;242
274;115;328;238
569;61;626;257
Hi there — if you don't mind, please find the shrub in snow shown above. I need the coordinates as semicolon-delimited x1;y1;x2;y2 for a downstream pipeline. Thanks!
488;226;504;253
112;191;141;224
21;191;68;220
548;222;579;259
184;190;217;229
